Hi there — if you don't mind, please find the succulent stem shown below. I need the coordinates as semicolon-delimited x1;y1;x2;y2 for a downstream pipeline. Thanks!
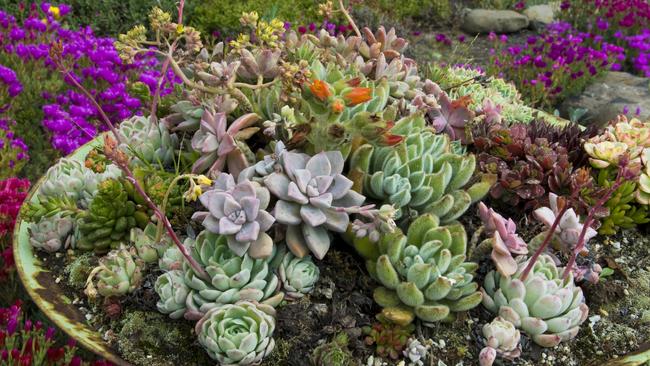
337;0;361;37
520;205;568;281
562;165;627;280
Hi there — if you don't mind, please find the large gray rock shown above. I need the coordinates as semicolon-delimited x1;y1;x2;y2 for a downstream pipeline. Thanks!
461;9;530;34
560;72;650;126
524;4;555;25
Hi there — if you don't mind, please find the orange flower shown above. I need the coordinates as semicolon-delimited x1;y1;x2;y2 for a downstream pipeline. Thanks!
343;87;372;106
331;99;345;114
309;79;331;101
451;95;473;109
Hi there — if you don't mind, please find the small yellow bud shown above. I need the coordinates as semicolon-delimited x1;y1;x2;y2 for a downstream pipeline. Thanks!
176;24;185;35
184;184;203;202
197;175;213;186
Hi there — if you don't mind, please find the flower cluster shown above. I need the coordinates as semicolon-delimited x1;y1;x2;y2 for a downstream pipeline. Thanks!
0;65;22;100
486;22;625;109
0;119;29;178
0;177;29;282
0;3;177;154
0;300;110;366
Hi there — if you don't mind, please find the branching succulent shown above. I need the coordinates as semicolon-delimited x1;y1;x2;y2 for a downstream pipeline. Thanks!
195;301;276;366
117;115;179;167
193;173;275;259
481;255;589;347
479;317;521;366
264;150;365;259
85;248;144;298
369;214;482;326
351;115;490;222
181;230;282;320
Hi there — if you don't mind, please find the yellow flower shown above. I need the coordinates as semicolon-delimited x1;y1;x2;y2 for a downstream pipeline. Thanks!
184;184;203;202
49;6;60;19
176;24;185;35
196;175;213;186
41;18;48;25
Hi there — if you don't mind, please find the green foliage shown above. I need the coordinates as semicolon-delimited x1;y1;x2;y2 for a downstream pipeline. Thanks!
473;0;547;9
311;333;355;366
189;0;322;36
360;0;451;23
598;174;650;235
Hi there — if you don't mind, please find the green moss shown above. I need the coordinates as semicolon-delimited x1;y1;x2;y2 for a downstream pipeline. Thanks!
64;252;95;290
117;310;212;366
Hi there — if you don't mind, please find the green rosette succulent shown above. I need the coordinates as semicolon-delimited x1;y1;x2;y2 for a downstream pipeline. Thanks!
195;301;276;365
264;150;366;260
38;158;122;209
130;223;172;263
27;213;74;253
155;270;190;319
276;249;320;299
369;214;482;326
85;248;144;298
182;230;282;320
159;243;185;271
117;115;179;167
75;179;149;253
351;115;490;221
481;255;589;348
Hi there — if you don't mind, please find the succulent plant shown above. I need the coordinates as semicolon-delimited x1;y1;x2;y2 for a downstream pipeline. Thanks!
196;61;240;88
159;243;185;271
39;158;122;209
85;248;144;298
472;120;594;212
155;270;190;319
597;174;650;235
351;115;489;222
117;115;179;167
190;109;260;179
235;48;281;80
195;301;276;365
193;173;275;258
75;179;148;253
402;338;430;366
182;230;282;319
277;249;320;299
162;100;204;132
130;223;172;263
311;332;355;366
638;149;650;205
427;92;475;144
479;317;521;366
369;214;482;326
478;202;527;254
534;193;597;253
481;254;589;348
359;26;408;61
237;141;286;183
28;213;74;253
363;320;414;360
264;150;365;259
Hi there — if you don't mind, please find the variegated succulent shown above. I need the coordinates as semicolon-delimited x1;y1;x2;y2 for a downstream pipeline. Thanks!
351;114;490;222
264;150;365;259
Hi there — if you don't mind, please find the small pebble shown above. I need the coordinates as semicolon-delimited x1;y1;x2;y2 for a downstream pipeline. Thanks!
599;309;609;317
611;241;621;250
55;277;61;283
85;314;92;320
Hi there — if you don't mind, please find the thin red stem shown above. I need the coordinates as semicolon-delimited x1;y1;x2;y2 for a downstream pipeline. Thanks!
520;205;569;281
562;175;625;279
55;66;209;280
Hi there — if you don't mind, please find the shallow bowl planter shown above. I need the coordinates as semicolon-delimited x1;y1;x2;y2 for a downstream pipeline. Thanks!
12;137;650;366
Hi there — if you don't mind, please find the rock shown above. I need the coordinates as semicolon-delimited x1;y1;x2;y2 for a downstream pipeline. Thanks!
461;9;529;34
524;4;555;25
560;72;650;126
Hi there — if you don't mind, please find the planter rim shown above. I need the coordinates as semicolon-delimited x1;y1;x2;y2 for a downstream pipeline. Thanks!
12;134;130;366
11;136;650;366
